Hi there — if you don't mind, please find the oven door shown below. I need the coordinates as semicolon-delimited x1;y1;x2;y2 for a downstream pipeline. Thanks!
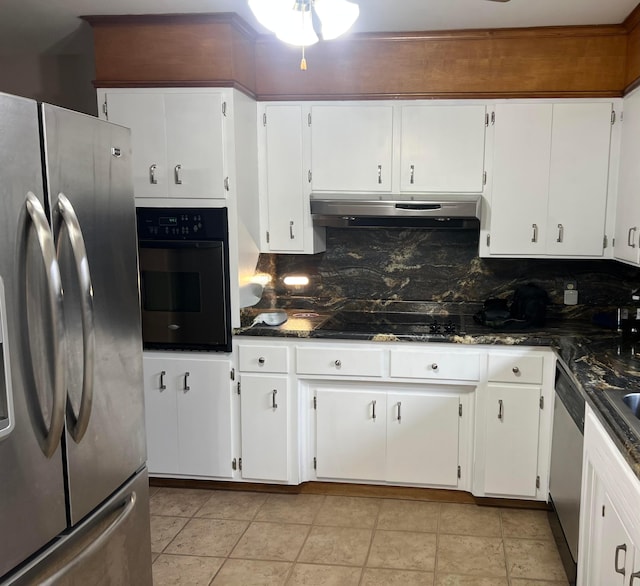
138;241;231;351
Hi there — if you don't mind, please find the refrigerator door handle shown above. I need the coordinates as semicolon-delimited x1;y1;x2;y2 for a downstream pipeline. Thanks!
25;192;67;458
55;193;95;443
39;491;138;586
0;277;15;440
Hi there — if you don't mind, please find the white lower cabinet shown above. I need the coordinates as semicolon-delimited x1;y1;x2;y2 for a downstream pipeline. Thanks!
143;352;234;478
578;407;640;586
239;374;290;482
314;385;465;487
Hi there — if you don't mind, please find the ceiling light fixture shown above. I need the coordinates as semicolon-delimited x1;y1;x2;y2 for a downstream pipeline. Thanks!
248;0;360;70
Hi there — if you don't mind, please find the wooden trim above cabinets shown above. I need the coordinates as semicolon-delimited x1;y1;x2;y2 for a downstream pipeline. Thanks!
86;12;636;99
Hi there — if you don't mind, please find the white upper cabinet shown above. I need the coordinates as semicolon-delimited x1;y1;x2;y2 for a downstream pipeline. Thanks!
399;105;486;193
614;87;640;265
484;101;614;258
259;104;325;254
98;89;228;199
310;104;393;192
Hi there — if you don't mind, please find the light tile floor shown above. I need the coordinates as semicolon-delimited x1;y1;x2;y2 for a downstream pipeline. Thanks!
149;486;569;586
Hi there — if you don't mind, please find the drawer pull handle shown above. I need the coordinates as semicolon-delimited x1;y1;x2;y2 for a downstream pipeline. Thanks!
272;389;278;409
372;400;377;420
615;544;627;575
149;164;158;184
183;372;190;392
397;401;402;421
431;363;438;370
258;357;266;365
630;569;640;584
159;370;166;391
512;366;520;374
334;359;342;368
498;399;503;420
629;227;637;248
531;223;538;243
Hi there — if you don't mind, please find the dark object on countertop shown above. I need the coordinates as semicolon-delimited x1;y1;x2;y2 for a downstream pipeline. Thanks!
473;298;514;328
591;311;618;329
510;283;550;326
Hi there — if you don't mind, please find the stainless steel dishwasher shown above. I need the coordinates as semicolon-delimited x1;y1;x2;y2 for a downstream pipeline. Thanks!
549;359;585;586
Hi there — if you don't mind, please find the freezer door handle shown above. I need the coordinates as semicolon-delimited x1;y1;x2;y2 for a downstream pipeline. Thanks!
39;491;138;586
55;193;95;444
0;277;15;440
25;192;67;458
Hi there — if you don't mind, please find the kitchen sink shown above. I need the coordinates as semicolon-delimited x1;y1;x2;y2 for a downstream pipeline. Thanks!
604;390;640;437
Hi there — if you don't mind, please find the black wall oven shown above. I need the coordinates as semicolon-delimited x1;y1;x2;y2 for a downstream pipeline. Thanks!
136;207;232;352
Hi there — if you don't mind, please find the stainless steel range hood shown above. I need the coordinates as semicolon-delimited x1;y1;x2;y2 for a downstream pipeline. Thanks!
310;195;481;228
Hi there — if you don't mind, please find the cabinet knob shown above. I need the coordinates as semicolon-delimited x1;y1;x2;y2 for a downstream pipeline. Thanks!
512;366;520;374
258;357;266;365
334;359;342;368
431;363;438;370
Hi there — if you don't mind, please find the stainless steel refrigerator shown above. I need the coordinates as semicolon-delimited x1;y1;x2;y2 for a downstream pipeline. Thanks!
0;93;152;585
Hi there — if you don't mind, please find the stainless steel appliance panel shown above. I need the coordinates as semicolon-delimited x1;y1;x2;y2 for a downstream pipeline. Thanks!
0;94;67;578
7;468;152;586
41;105;146;525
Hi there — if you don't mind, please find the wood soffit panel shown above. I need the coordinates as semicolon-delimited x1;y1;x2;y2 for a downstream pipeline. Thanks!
85;10;640;99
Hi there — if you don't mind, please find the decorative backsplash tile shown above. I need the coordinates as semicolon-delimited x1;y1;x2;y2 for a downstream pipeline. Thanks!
255;228;640;308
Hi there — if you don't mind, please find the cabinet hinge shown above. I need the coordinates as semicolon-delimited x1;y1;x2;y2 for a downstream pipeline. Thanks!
308;169;312;183
239;457;242;471
308;113;312;126
485;112;489;127
232;458;237;470
612;237;616;248
266;231;270;244
459;403;462;417
102;98;108;120
491;111;495;125
224;177;230;191
263;112;267;126
230;368;235;381
611;110;616;125
237;381;241;395
536;475;540;489
483;171;487;185
222;101;227;117
313;457;317;470
540;396;544;410
486;234;491;247
457;465;461;479
313;396;317;410
603;235;608;249
602;505;606;517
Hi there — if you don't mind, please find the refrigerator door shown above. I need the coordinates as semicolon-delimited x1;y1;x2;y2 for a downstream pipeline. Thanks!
7;468;152;586
0;94;67;577
41;105;146;524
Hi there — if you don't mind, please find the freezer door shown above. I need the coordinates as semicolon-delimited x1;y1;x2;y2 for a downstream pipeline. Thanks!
0;94;67;578
41;105;146;524
6;468;152;586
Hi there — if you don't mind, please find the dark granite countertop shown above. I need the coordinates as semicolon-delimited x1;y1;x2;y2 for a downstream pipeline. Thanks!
235;299;640;480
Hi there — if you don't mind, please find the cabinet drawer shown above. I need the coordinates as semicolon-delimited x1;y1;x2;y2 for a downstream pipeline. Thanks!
488;353;544;384
390;350;480;381
296;347;384;377
238;345;289;373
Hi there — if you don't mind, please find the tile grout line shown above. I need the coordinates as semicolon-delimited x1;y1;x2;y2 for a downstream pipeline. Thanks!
433;501;441;586
500;509;513;586
357;496;382;586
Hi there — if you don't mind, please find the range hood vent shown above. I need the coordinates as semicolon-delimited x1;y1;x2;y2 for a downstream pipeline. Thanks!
310;195;481;229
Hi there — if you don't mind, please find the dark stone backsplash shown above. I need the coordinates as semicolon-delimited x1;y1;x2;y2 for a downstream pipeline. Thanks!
254;228;640;310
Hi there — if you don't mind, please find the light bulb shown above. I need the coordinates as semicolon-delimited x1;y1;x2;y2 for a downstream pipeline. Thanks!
314;0;360;40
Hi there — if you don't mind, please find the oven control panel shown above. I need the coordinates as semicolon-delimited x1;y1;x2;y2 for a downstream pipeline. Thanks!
136;207;228;241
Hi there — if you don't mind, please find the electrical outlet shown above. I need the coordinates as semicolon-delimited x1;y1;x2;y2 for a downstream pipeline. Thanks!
564;280;578;305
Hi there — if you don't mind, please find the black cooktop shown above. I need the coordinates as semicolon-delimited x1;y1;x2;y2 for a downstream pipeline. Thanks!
318;310;484;336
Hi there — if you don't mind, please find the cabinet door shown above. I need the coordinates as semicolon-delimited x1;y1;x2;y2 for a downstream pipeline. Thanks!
488;103;552;255
165;93;226;198
105;93;168;198
240;374;289;482
176;357;233;478
264;105;306;252
315;388;386;481
615;88;640;264
311;105;393;192
400;105;486;193
594;491;635;586
546;103;612;256
484;384;541;497
142;356;178;474
386;392;460;487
